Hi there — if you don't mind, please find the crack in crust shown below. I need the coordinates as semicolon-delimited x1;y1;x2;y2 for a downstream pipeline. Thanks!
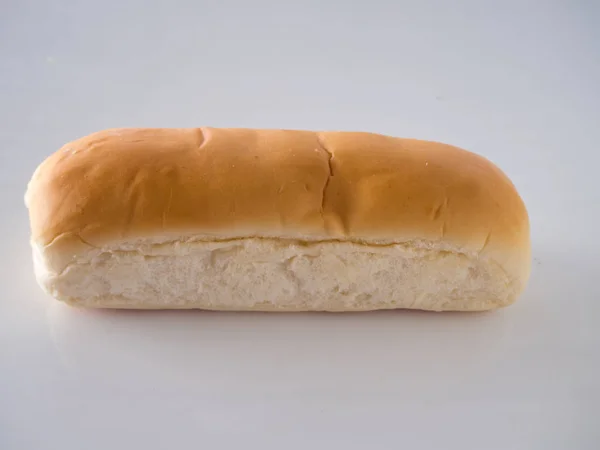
481;231;492;252
315;133;334;217
195;127;206;149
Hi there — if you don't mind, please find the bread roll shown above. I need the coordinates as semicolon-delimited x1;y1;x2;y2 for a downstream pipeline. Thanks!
25;127;530;312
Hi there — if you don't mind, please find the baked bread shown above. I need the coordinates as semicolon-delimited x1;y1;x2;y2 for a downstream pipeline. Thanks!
25;127;531;312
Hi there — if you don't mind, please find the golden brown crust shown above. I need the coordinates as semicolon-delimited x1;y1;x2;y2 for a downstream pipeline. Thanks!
25;127;530;287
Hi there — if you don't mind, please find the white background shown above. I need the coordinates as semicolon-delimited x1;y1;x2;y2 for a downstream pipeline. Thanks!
1;1;599;449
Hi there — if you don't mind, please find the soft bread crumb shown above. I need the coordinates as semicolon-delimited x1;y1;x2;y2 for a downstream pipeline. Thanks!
33;237;519;312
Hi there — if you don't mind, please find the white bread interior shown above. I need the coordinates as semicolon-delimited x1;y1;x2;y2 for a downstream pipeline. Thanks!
33;236;515;312
26;127;531;312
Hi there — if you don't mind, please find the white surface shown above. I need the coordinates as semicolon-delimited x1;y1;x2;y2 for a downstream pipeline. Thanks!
1;1;599;449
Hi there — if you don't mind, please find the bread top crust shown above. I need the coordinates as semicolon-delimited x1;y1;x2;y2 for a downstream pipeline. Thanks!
25;127;531;289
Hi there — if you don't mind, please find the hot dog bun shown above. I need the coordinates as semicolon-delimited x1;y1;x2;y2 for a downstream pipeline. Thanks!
25;127;530;312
